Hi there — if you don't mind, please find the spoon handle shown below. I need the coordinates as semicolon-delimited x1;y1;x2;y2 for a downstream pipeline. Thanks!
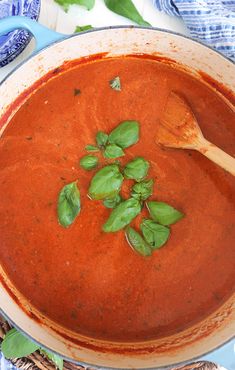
197;138;235;176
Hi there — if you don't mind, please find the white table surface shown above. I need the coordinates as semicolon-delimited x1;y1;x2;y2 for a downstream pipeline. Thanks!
0;1;234;369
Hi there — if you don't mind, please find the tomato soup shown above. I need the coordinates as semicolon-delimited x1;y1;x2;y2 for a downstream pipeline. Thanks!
0;57;234;342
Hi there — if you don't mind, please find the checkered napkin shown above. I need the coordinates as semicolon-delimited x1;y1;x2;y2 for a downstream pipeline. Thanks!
153;0;235;61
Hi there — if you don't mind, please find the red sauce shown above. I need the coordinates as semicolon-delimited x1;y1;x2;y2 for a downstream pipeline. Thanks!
0;56;234;342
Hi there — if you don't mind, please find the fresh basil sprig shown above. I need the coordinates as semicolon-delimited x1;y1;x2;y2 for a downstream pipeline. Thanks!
1;329;40;358
40;349;63;370
109;76;121;91
104;0;151;26
104;144;125;159
96;131;109;147
85;144;99;152
1;328;63;369
80;154;98;170
141;219;170;249
55;0;95;11
88;164;123;200
147;201;184;226
103;194;122;209
58;181;81;227
75;25;93;33
125;227;152;256
131;179;153;201
103;198;141;232
124;157;149;182
109;120;139;149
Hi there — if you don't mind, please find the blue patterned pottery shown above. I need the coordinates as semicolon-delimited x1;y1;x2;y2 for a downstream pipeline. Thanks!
0;0;40;67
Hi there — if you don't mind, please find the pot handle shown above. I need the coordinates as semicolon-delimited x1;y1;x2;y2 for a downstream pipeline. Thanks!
0;16;66;53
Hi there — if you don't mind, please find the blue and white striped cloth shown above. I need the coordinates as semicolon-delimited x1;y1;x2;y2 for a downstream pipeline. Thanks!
153;0;235;61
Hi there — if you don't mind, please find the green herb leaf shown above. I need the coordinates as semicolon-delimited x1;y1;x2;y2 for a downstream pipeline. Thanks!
104;0;151;26
131;179;153;201
125;227;152;256
88;164;123;200
147;201;184;226
140;219;170;249
80;154;98;170
108;120;139;149
124;157;149;182
75;25;93;33
96;131;109;147
58;181;81;227
104;144;125;159
103;198;141;232
55;0;95;11
109;76;121;91
103;194;122;209
74;88;81;96
40;349;63;370
85;144;99;152
1;328;40;359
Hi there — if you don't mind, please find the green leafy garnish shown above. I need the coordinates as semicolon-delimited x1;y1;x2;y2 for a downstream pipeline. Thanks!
1;329;40;359
147;201;184;226
55;0;95;11
85;144;99;152
88;164;123;200
96;131;109;148
58;181;81;227
103;194;122;209
74;88;81;96
109;120;139;149
103;198;141;232
124;157;149;182
40;349;63;370
75;25;93;33
109;76;121;91
125;227;152;256
80;154;98;170
104;144;125;159
104;0;151;26
140;219;170;249
131;179;153;201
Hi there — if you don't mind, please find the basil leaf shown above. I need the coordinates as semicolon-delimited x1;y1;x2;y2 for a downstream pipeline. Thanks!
88;164;123;200
147;201;184;226
103;198;141;232
96;131;109;147
140;219;170;249
131;179;153;201
1;328;40;359
125;227;152;256
124;157;149;182
109;76;121;91
40;349;63;370
108;120;139;149
104;144;125;159
103;194;122;209
80;154;98;170
58;182;81;227
75;25;93;33
85;144;99;152
55;0;95;11
104;0;151;26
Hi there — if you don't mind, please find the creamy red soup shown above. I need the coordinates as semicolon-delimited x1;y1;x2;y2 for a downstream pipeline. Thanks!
0;56;234;342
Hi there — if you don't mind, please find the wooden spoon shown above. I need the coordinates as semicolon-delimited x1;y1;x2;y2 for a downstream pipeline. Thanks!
156;92;235;176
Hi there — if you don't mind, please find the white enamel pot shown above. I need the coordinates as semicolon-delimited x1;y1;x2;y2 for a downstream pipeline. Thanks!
0;16;234;370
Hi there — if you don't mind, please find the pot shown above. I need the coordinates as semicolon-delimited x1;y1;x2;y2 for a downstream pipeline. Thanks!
0;16;234;369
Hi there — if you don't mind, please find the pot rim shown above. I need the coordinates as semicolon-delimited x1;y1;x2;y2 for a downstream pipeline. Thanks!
0;24;234;90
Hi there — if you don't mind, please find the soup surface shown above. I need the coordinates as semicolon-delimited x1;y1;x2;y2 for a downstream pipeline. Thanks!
0;57;235;342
